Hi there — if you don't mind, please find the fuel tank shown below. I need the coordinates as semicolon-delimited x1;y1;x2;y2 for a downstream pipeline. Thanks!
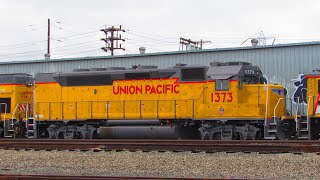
98;126;200;139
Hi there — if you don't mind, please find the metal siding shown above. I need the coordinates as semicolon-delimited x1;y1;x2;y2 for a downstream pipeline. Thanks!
0;43;319;96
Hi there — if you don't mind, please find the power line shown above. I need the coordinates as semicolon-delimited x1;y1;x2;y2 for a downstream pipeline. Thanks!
127;29;178;39
125;41;162;52
55;48;101;58
179;37;211;50
126;31;177;44
0;40;47;49
0;25;47;36
0;30;99;50
0;40;100;58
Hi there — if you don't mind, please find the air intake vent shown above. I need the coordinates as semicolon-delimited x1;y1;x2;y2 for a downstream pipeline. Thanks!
210;62;226;67
106;67;126;70
73;69;90;72
181;68;205;81
90;68;107;71
137;66;158;69
175;63;187;67
125;72;150;80
225;62;251;66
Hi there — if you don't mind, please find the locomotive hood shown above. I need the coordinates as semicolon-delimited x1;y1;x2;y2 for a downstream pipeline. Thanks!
207;61;263;81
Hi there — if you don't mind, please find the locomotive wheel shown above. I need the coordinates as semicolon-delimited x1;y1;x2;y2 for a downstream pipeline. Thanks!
201;132;211;140
277;120;296;140
212;133;221;140
255;131;263;140
91;130;98;139
57;132;64;139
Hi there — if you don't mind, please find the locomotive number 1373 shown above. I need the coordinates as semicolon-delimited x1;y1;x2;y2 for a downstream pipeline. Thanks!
211;92;233;102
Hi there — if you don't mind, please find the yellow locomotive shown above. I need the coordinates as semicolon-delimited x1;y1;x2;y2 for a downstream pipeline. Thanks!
0;74;33;137
0;62;294;139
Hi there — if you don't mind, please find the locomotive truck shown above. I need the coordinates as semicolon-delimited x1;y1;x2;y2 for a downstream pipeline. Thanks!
0;61;318;140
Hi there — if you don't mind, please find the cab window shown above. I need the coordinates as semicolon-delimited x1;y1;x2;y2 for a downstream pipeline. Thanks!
0;98;11;113
215;80;229;91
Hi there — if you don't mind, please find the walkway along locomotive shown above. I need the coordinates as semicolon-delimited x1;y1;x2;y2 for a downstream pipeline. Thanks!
0;61;318;140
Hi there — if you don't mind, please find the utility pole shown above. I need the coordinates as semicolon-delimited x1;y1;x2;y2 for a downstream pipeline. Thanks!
179;37;197;51
198;39;211;50
44;18;50;60
101;25;125;56
179;37;211;50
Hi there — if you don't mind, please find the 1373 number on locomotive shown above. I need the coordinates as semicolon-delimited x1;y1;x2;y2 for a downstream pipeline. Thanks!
211;92;233;102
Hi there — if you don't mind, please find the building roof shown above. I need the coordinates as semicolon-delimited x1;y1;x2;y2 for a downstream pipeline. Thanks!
1;41;320;65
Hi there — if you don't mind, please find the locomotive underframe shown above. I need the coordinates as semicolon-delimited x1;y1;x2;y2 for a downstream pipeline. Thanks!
37;120;101;139
198;120;263;140
1;117;320;140
277;118;320;140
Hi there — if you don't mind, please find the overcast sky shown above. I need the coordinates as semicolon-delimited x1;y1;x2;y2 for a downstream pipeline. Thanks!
0;0;319;61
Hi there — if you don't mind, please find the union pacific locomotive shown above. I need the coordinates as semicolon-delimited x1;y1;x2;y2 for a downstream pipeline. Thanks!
0;61;319;140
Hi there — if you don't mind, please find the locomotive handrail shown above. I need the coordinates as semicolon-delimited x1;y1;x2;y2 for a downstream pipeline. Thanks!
295;97;300;132
295;97;300;117
11;102;31;120
35;98;199;103
35;99;196;121
273;97;284;121
306;96;312;131
26;103;29;120
264;85;269;128
11;104;18;120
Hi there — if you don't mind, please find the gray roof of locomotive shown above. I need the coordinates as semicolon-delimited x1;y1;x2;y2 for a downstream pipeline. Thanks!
0;73;33;84
207;62;263;80
34;61;262;86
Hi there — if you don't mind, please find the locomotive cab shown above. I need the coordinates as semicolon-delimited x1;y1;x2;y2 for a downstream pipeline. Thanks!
198;62;285;140
0;74;33;137
305;72;320;117
300;72;320;139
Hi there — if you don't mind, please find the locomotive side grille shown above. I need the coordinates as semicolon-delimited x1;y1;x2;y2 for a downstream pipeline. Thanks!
181;68;205;81
125;72;150;80
63;75;112;86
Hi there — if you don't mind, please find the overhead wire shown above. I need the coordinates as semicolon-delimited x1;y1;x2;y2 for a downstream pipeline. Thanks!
55;48;102;58
2;21;320;60
125;41;163;52
0;40;102;58
126;31;177;44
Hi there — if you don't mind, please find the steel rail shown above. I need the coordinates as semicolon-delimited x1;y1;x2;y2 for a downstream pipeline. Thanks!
0;174;220;180
0;139;320;153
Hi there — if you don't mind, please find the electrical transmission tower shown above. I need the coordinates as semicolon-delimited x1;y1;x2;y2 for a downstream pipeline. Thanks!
101;25;125;56
241;31;276;46
179;37;211;50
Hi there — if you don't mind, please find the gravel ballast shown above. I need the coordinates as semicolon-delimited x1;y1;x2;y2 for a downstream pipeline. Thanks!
0;149;319;179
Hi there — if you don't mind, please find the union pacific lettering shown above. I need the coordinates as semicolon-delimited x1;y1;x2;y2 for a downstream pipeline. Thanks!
113;84;179;95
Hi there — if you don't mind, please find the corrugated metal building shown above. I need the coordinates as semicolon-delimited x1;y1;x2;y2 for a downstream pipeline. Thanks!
1;41;320;95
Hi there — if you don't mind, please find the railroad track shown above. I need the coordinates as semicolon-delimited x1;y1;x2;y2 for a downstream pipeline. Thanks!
0;174;219;180
0;139;320;153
